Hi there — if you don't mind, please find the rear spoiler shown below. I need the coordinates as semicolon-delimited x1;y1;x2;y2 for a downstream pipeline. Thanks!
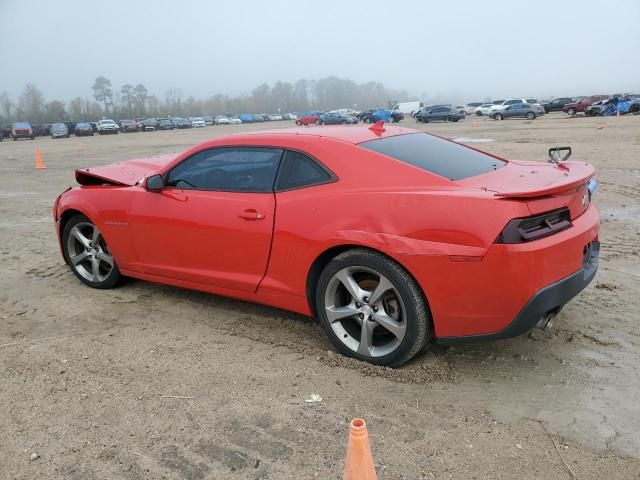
494;162;594;198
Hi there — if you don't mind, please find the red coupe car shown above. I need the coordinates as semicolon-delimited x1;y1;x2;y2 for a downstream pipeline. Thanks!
295;114;320;126
54;125;600;366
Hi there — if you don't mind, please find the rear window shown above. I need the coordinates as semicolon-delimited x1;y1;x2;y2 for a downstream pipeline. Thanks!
359;133;505;181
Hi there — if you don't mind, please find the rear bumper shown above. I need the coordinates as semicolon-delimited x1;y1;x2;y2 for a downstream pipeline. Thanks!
399;204;600;338
438;241;599;343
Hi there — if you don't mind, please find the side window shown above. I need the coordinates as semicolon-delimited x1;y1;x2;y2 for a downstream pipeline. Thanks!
166;147;283;192
276;150;333;191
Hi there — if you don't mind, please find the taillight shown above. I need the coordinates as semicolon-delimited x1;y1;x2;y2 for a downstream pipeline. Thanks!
495;208;572;244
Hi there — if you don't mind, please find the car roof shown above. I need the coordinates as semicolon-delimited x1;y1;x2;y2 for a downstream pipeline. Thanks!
236;125;417;145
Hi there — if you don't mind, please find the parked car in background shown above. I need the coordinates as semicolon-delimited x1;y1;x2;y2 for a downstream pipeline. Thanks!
174;118;191;129
11;122;34;140
492;103;541;120
75;122;94;136
283;113;298;120
215;115;230;125
295;114;320;126
454;105;467;116
51;123;70;139
229;116;242;124
465;102;483;114
89;122;98;133
319;112;358;125
97;119;119;135
31;124;45;137
140;118;158;131
542;97;574;113
490;98;540;113
239;114;255;123
191;117;206;128
359;109;403;123
563;95;610;115
269;114;283;121
202;116;214;126
474;104;497;116
157;118;174;130
120;119;139;132
416;106;464;123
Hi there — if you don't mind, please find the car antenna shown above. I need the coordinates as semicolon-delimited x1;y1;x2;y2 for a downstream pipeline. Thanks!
368;120;385;134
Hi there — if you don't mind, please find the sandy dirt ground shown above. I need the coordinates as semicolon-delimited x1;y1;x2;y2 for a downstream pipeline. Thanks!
1;113;639;479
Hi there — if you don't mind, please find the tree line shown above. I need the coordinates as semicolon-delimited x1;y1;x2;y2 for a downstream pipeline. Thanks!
0;76;411;124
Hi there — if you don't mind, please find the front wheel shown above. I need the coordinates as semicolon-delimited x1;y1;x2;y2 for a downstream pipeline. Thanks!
567;108;576;116
493;113;503;120
526;112;536;120
315;249;431;367
62;215;121;289
295;120;301;126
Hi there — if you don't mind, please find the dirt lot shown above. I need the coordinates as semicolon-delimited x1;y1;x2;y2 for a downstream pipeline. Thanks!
1;114;639;479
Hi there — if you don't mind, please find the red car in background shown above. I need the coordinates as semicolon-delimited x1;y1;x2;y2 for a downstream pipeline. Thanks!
53;126;600;367
295;114;320;126
563;95;610;115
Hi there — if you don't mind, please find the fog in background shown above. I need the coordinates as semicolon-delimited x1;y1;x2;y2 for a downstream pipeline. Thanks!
1;0;639;103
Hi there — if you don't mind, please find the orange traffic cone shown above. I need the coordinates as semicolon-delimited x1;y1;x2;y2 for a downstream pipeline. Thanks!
596;125;604;130
34;149;46;169
471;119;477;128
344;419;377;480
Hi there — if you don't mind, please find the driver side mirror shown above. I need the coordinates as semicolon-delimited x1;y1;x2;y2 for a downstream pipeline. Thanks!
145;174;165;191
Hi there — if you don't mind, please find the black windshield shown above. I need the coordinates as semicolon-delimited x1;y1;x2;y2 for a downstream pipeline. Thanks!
359;133;505;181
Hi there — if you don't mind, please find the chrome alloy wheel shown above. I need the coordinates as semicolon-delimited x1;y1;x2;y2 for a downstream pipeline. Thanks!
66;222;114;283
324;266;407;358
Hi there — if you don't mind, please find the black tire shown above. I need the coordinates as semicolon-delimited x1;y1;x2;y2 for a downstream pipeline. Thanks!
62;214;121;289
567;108;576;116
31;136;35;140
341;120;347;124
416;117;422;123
13;136;17;141
526;112;536;120
476;111;483;116
493;113;503;120
314;248;431;367
295;120;301;126
51;135;55;139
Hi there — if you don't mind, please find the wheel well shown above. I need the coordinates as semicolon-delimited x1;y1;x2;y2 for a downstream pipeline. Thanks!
59;209;85;236
305;244;429;320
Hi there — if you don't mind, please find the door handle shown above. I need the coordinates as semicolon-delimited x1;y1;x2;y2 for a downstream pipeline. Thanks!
239;209;265;220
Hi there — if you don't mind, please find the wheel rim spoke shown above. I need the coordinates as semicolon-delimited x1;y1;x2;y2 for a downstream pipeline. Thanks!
368;275;394;305
335;269;365;302
91;228;101;247
96;251;113;267
325;304;358;323
69;250;90;266
91;257;101;281
357;320;375;355
372;311;406;341
71;227;91;249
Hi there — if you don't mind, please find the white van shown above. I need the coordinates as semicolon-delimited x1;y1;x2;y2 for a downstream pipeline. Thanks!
391;101;424;116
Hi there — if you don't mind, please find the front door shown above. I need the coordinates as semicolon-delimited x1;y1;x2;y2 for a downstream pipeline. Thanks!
129;146;283;293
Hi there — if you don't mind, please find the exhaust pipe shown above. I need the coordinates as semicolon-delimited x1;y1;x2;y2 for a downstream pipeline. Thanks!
536;312;556;332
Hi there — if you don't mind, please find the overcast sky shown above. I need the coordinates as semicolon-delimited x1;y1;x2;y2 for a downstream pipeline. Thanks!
1;0;639;103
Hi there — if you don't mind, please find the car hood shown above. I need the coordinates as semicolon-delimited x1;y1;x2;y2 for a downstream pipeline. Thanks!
75;154;176;186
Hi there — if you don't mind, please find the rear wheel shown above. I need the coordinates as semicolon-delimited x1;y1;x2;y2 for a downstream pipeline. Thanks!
315;249;431;367
295;120;301;126
567;108;576;116
62;215;121;289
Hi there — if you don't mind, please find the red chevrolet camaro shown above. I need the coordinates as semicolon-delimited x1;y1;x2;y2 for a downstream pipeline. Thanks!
54;125;600;366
